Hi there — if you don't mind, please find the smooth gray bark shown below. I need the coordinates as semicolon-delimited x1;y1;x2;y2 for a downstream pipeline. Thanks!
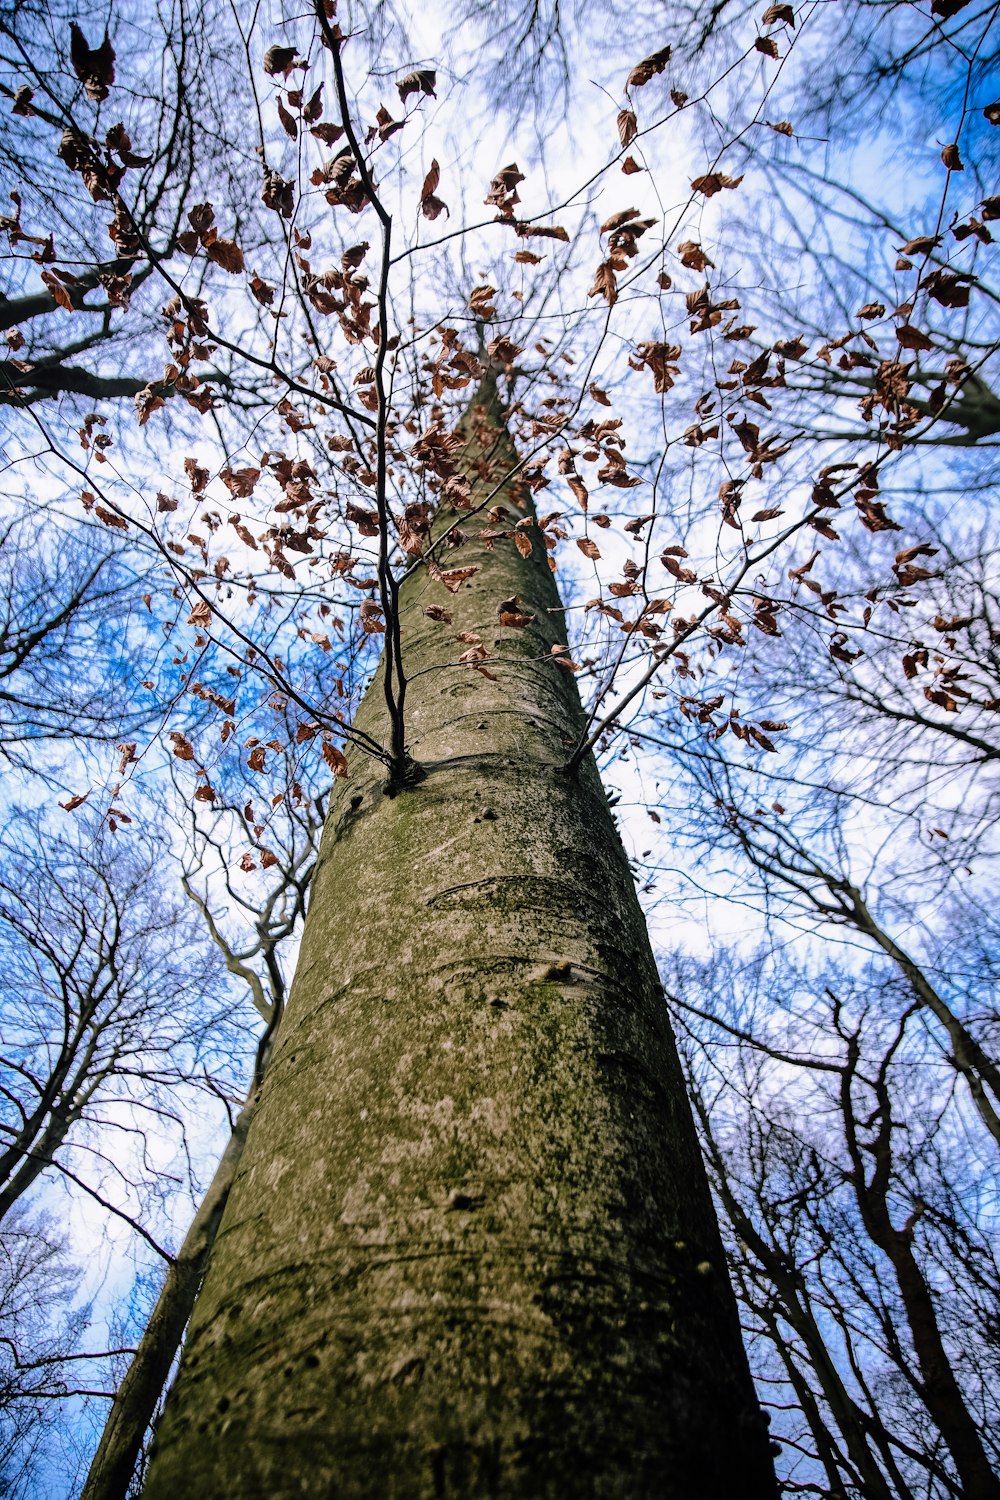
140;385;777;1498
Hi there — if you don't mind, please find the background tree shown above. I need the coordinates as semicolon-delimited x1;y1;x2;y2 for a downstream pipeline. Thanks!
0;1209;89;1500
0;810;239;1226
0;518;171;775
668;944;1000;1498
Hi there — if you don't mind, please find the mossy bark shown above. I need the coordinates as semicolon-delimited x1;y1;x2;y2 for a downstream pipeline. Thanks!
141;387;777;1499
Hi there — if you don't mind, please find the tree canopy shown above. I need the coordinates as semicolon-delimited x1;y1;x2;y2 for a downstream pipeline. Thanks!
0;0;998;1493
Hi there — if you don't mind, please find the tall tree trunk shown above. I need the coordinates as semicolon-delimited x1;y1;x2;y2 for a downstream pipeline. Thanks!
141;383;777;1499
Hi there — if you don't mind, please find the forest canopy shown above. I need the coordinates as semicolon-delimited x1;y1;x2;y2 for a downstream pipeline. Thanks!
0;0;998;1495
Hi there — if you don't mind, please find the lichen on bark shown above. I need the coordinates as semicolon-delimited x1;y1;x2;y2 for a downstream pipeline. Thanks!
141;381;777;1499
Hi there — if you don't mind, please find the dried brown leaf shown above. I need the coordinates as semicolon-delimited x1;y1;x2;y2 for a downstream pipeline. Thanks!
95;505;127;529
550;643;580;671
40;269;74;311
187;599;212;628
600;207;643;234
398;69;437;103
487;335;523;366
626;46;671;89
896;324;933;351
70;24;115;101
322;741;349;777
691;172;744;197
262;168;294;218
420;159;449;220
514;221;569;242
437;565;480;592
221;466;260;497
617;109;638;148
677;239;714;271
277;98;297;138
263;44;298;76
468;284;498;319
206;237;245;274
588;261;618;306
567;475;588;509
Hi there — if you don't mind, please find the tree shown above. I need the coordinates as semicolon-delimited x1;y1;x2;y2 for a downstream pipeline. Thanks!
0;809;235;1226
0;0;251;412
0;804;263;1495
669;944;1000;1499
0;518;169;774
1;0;998;1494
0;1209;88;1500
131;370;777;1496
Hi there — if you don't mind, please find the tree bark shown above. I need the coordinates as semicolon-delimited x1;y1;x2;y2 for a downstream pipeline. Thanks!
140;383;777;1499
0;363;155;405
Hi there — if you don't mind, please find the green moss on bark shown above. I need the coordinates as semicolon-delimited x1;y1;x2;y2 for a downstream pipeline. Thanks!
141;385;777;1499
